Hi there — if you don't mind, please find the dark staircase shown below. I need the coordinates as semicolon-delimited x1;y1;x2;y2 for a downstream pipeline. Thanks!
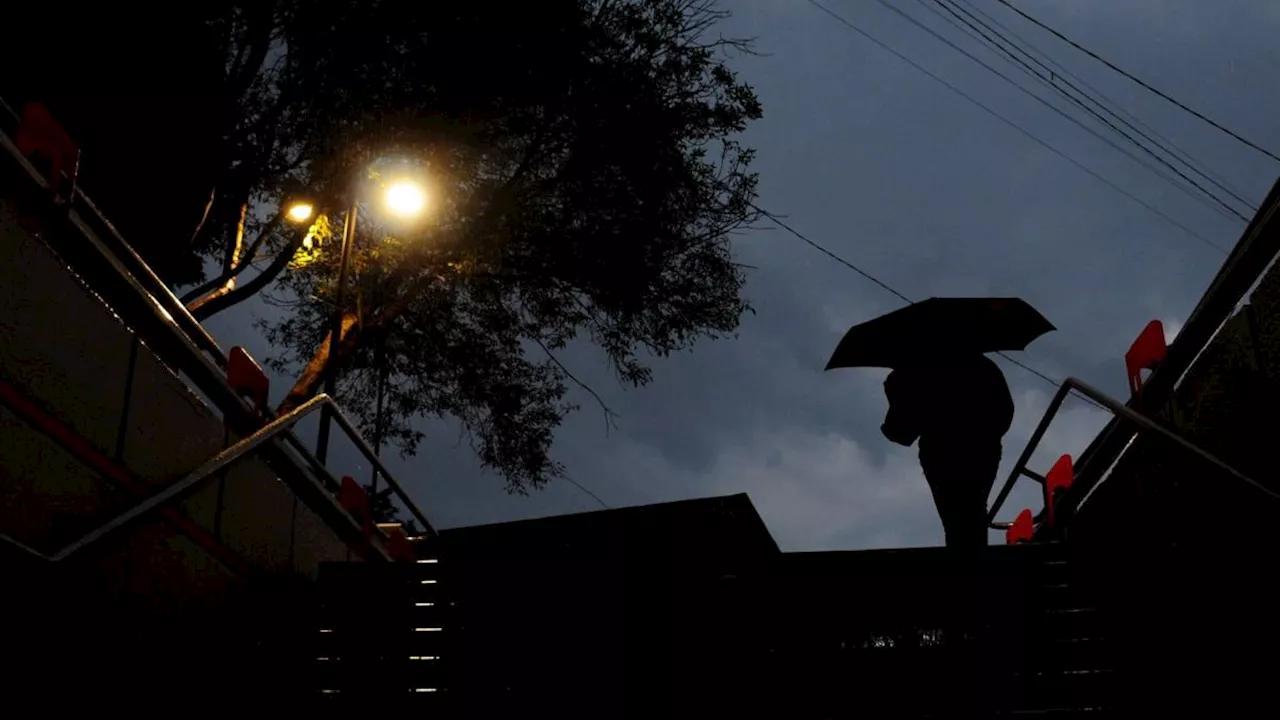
288;540;1132;717
702;541;1120;719
301;549;450;710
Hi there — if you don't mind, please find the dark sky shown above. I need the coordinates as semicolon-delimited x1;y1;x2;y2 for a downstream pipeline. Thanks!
204;0;1280;550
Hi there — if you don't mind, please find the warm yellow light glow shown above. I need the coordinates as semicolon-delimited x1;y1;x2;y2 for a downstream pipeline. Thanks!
384;180;427;217
286;202;315;223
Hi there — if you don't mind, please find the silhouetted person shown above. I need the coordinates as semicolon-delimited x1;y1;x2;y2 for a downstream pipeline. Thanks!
881;354;1014;548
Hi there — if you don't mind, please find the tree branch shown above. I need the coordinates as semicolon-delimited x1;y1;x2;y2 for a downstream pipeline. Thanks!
276;310;363;415
188;231;305;320
533;337;619;436
189;186;217;247
180;212;283;304
224;201;249;274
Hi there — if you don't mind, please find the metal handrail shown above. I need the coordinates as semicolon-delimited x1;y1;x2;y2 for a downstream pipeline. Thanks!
313;397;438;537
0;98;436;539
0;392;432;564
986;377;1275;530
0;107;225;367
1065;177;1280;519
74;192;228;366
1;395;333;562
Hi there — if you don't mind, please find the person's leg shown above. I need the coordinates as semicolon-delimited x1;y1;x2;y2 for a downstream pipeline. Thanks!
921;438;995;549
920;442;985;711
943;439;1002;548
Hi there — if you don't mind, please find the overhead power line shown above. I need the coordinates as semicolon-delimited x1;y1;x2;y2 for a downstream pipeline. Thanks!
947;0;1253;207
870;0;1250;224
750;203;1103;406
564;475;610;509
803;0;1229;254
927;0;1255;218
991;0;1280;165
760;207;912;304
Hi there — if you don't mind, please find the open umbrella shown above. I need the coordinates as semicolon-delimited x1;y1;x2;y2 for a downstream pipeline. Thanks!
825;297;1055;370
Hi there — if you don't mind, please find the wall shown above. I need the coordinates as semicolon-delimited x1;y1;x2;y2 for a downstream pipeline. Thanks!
0;196;360;635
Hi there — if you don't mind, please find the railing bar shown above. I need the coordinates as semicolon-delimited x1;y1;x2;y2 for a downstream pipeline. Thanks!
1065;378;1277;502
282;432;341;494
1019;468;1047;484
0;96;226;367
990;376;1274;528
326;403;437;537
2;110;435;541
50;395;331;560
0;395;333;562
986;381;1073;526
0;131;240;411
75;189;227;366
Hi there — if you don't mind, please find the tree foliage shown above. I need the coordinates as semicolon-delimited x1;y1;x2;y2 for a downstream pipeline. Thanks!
16;0;764;492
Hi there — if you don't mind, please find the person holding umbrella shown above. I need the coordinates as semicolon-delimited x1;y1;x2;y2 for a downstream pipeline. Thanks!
827;297;1055;548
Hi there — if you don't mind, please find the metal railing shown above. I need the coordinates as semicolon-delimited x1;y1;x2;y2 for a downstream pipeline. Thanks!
0;98;436;544
986;377;1275;530
2;394;318;562
1;394;433;563
1063;177;1280;522
0;97;227;368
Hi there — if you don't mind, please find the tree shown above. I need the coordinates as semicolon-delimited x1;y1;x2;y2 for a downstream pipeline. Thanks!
26;0;765;492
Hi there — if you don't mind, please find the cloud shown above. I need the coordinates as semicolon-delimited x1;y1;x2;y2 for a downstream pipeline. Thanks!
194;0;1278;555
703;427;936;551
642;378;1114;553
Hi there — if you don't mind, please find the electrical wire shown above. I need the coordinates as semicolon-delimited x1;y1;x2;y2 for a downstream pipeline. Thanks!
750;203;1106;408
928;0;1256;217
803;0;1230;255
868;0;1250;224
949;0;1254;208
915;0;1243;224
991;0;1280;165
564;475;610;509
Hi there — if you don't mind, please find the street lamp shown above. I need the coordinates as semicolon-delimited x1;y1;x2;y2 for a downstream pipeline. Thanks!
385;179;427;217
296;176;429;466
285;201;315;224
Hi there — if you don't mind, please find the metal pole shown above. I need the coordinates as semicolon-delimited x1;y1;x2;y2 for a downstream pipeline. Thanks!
370;332;386;499
316;202;358;465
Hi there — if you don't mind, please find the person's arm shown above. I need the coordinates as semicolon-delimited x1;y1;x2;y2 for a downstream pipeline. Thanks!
881;371;923;446
975;357;1016;438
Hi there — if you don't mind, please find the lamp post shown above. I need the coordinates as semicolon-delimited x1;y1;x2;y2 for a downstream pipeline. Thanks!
314;202;359;465
287;177;428;467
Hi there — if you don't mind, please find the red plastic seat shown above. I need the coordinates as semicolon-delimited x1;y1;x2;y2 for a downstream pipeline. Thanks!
1006;508;1034;545
1044;454;1074;528
1125;320;1167;399
227;346;270;413
16;102;80;197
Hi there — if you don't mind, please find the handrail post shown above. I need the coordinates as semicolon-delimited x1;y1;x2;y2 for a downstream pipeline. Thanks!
986;381;1073;526
325;402;438;537
988;376;1272;532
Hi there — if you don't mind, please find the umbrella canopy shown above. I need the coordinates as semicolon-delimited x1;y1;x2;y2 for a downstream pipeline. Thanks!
825;297;1055;370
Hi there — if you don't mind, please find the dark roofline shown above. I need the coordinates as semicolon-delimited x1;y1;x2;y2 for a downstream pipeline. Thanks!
440;492;779;553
